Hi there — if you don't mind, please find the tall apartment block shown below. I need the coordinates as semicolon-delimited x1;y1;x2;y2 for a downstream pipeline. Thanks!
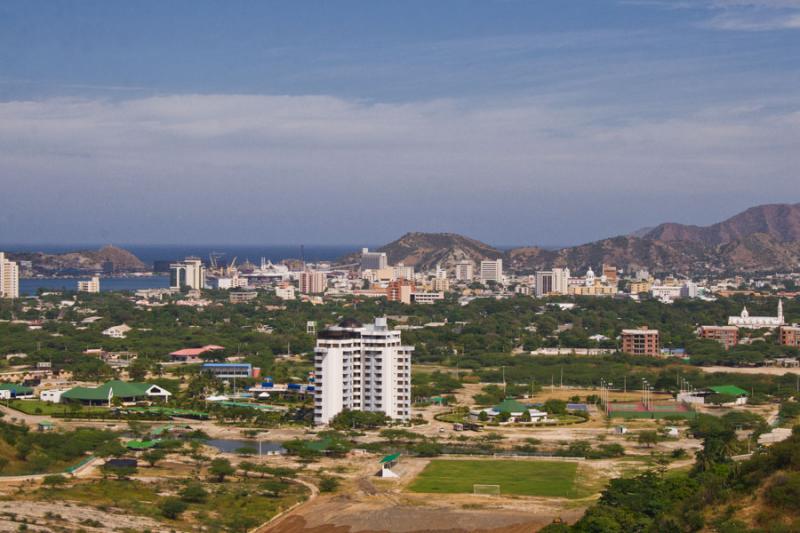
314;317;413;425
77;276;101;293
698;325;739;350
361;248;388;270
299;270;326;294
621;327;661;356
454;261;474;281
479;259;503;284
535;267;570;297
0;252;20;299
170;257;206;290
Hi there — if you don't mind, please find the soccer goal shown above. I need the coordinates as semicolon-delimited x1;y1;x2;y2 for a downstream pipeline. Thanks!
473;484;501;496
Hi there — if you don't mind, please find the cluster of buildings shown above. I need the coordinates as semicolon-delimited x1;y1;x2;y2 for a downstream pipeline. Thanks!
698;300;800;350
155;248;732;308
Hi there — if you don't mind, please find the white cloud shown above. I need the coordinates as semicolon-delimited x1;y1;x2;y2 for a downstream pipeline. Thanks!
0;94;798;243
625;0;800;30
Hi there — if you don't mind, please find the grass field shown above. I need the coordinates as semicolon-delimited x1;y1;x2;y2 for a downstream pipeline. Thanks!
409;459;581;498
7;400;108;416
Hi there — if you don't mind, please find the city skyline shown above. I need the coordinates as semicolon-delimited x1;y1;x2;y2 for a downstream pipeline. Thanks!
2;1;800;245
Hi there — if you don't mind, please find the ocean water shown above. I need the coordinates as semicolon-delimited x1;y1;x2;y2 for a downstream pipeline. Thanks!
3;244;366;266
19;276;170;296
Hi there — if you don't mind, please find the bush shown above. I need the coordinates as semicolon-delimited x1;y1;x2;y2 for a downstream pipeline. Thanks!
159;497;188;519
765;472;800;511
180;482;208;503
319;476;339;493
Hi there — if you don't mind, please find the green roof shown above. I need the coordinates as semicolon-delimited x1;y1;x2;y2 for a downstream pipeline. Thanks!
709;385;748;396
62;380;155;401
0;383;33;395
62;386;111;401
380;453;401;464
492;399;530;414
125;439;160;450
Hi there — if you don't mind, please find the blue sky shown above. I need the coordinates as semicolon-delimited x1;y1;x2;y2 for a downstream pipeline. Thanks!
1;0;799;246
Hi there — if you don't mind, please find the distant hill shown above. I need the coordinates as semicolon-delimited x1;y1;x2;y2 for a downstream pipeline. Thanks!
372;232;503;271
346;203;800;275
10;245;147;275
643;203;800;245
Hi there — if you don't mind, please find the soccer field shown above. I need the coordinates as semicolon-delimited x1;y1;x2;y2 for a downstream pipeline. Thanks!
408;459;580;498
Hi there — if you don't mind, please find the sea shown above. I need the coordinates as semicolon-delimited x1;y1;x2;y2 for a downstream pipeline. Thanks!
7;244;367;296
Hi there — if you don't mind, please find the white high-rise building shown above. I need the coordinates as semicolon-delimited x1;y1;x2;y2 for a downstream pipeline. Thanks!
0;253;20;299
535;267;570;297
361;248;388;271
454;261;474;282
479;259;503;284
170;258;206;290
77;276;101;293
314;317;413;425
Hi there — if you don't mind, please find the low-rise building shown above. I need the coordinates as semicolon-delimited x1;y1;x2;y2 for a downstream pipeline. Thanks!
698;325;739;350
202;363;257;379
102;324;132;339
61;380;172;405
621;327;660;356
77;276;101;293
781;325;800;347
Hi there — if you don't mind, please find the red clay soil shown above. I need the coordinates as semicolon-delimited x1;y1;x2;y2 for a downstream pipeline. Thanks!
266;514;569;533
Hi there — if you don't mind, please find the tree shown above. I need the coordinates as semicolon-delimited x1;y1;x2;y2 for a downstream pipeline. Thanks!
208;457;235;482
544;399;567;415
143;449;166;467
180;482;208;503
159;497;188;519
42;474;68;489
319;476;339;492
96;440;126;458
637;431;659;448
102;464;136;480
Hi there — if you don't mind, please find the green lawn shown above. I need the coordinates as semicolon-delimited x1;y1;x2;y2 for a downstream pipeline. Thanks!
7;400;108;416
409;459;580;498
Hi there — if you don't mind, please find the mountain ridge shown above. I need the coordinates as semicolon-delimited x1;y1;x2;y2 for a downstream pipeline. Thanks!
356;203;800;274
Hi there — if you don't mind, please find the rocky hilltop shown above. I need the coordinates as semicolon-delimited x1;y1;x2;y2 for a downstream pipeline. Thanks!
364;232;503;271
345;203;800;274
641;203;800;245
10;245;147;275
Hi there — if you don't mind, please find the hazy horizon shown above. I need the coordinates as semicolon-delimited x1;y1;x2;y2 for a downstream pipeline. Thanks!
2;1;799;245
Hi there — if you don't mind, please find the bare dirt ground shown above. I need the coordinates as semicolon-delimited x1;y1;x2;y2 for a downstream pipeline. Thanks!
0;499;164;532
265;457;588;533
698;365;800;376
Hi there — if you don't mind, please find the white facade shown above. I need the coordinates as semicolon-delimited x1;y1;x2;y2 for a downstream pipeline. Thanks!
314;317;413;425
535;268;570;297
454;261;474;281
170;258;206;290
0;252;20;299
40;389;68;403
412;291;445;304
77;276;101;293
274;284;296;300
361;248;388;270
102;324;132;338
729;300;785;329
479;259;503;284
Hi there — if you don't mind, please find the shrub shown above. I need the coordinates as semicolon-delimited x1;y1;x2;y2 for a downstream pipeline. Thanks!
159;497;188;519
319;476;339;493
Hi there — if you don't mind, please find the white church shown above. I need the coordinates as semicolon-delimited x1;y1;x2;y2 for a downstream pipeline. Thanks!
728;300;785;330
